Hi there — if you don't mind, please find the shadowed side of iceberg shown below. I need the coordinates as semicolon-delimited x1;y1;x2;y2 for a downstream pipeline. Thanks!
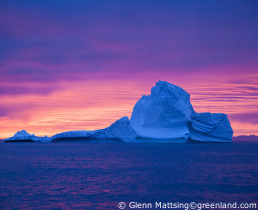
52;130;90;141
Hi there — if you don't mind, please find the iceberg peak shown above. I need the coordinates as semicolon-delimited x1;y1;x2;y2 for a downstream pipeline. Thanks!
151;81;190;100
130;81;194;141
15;130;34;137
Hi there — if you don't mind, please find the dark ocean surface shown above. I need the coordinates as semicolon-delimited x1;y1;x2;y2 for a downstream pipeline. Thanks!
0;140;257;209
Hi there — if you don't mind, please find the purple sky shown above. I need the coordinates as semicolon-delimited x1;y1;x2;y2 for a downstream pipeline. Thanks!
1;0;258;138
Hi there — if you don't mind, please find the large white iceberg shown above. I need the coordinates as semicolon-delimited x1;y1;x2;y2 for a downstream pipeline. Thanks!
4;130;52;142
130;81;233;142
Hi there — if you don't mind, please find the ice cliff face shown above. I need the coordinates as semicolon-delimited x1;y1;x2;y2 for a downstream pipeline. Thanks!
52;130;88;140
189;112;233;142
130;81;233;142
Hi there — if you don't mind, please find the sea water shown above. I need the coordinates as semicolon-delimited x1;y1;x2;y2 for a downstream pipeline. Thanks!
0;140;257;209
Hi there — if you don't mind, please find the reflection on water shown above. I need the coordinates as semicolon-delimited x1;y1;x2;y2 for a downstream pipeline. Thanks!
0;141;257;209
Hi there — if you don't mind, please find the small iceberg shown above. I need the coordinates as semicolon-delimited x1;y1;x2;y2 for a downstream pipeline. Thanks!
4;130;52;142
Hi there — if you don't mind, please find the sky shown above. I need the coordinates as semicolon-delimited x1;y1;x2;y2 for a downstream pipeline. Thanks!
0;0;258;138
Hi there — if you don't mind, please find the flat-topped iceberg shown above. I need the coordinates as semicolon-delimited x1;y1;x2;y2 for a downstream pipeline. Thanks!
4;81;233;143
52;130;89;141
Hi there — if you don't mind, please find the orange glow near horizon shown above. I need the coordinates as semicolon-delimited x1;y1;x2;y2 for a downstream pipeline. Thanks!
0;80;146;138
1;74;258;139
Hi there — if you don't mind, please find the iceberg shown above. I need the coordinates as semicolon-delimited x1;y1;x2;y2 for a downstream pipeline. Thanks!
5;81;233;143
4;130;52;142
52;117;137;142
92;116;138;142
130;81;233;142
4;130;34;142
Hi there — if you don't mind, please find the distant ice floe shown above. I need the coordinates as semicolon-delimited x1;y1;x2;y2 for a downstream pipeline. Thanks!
4;130;52;142
5;81;233;143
